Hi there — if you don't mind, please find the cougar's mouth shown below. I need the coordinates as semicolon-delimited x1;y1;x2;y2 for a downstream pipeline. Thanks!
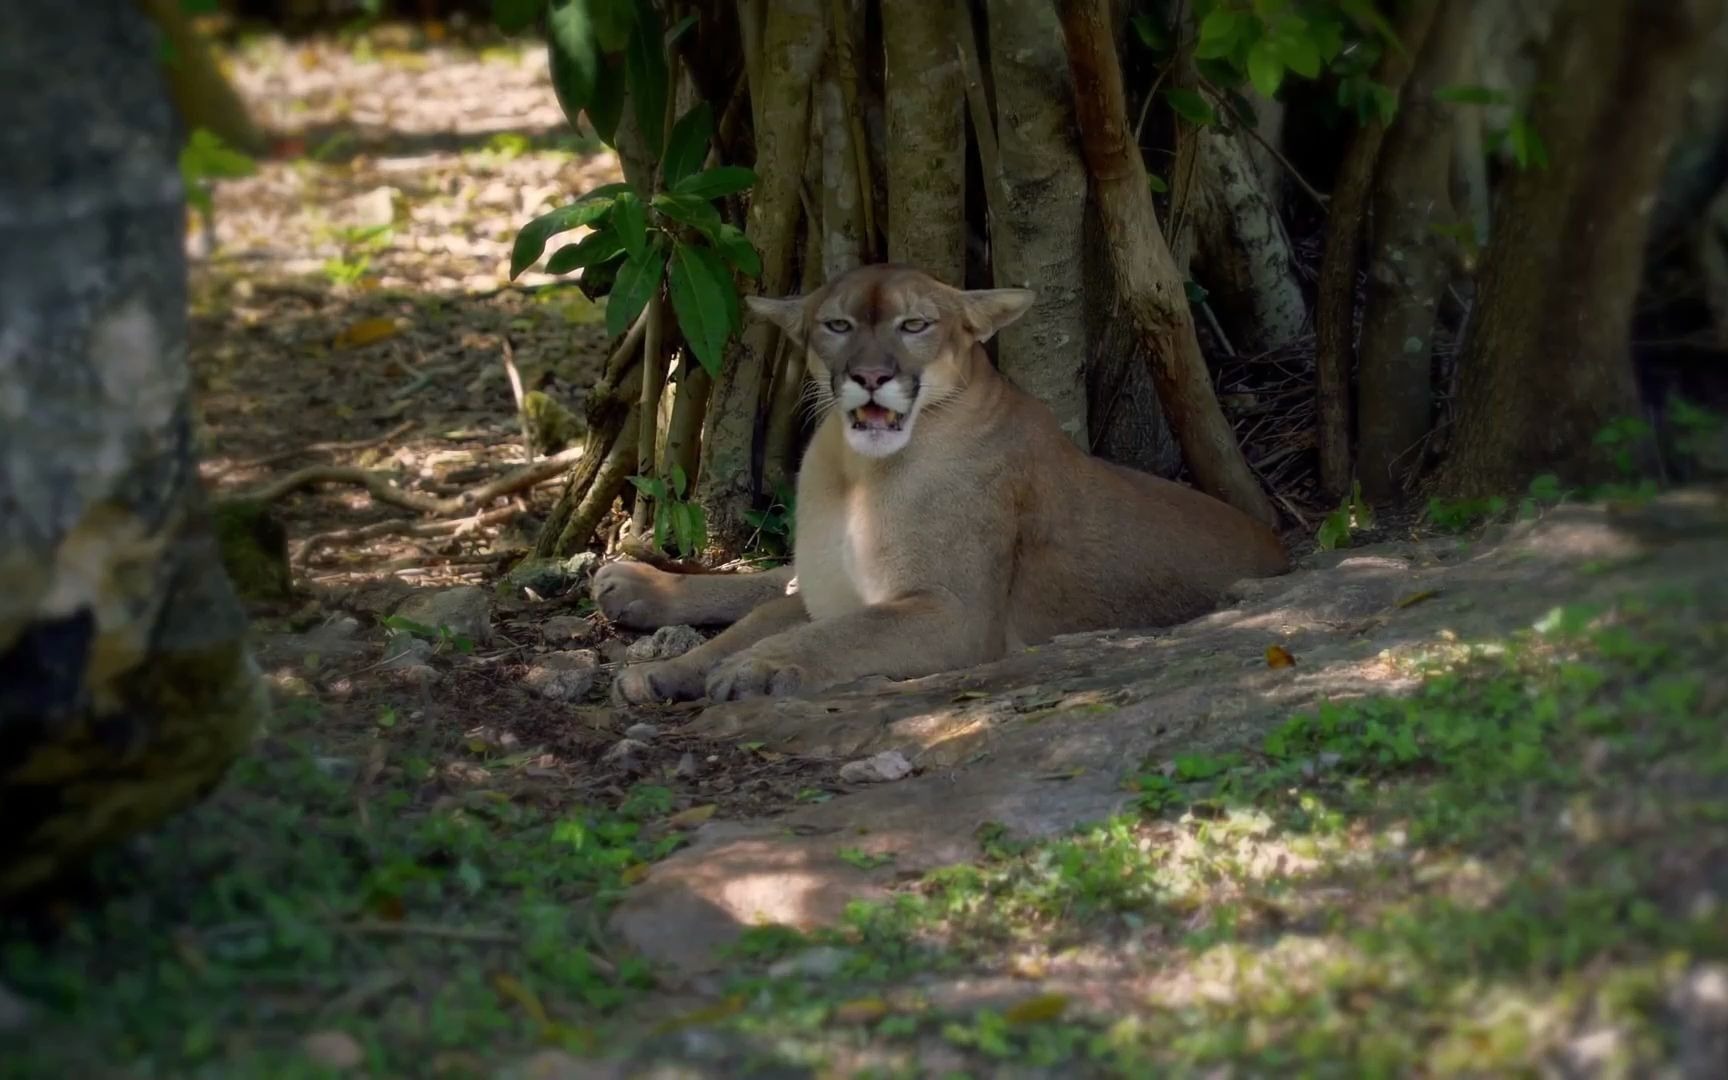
849;402;905;432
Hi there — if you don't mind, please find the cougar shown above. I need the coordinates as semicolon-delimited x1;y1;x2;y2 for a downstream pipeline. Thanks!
595;263;1289;704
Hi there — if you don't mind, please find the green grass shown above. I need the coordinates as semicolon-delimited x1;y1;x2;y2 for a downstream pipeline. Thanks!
687;588;1728;1076
1;705;685;1077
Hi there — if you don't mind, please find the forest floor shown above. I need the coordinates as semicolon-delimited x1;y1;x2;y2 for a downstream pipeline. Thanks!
4;25;1728;1080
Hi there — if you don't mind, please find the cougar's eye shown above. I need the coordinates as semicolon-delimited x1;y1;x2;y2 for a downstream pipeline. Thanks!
823;318;853;334
900;318;931;334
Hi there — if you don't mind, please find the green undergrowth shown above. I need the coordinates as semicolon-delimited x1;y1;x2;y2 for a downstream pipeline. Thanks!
1;702;686;1077
692;587;1728;1076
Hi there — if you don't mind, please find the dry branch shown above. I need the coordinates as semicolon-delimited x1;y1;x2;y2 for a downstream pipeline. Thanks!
246;445;585;517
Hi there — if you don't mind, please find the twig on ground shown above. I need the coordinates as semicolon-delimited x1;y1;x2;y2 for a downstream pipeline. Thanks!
293;502;524;565
212;420;416;474
500;335;534;463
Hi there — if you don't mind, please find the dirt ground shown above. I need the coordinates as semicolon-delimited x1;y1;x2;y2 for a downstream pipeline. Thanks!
3;25;1727;1080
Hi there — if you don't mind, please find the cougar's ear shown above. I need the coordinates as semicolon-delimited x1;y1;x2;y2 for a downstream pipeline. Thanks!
959;288;1036;343
745;294;807;339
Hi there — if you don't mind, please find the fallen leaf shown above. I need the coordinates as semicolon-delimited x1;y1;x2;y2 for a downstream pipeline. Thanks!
1395;589;1439;609
833;997;889;1023
1003;993;1071;1025
1265;644;1296;668
951;689;990;701
620;863;652;885
491;972;550;1027
653;995;746;1033
665;803;717;829
333;316;401;349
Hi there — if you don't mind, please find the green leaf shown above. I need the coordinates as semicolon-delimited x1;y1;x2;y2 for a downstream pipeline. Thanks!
1131;14;1168;52
667;241;735;377
662;102;713;189
589;0;635;51
714;224;762;278
606;237;666;337
612;190;647;260
1148;174;1169;194
1247;41;1285;99
1340;0;1402;52
627;475;666;500
547;0;598;119
511;191;625;279
625;0;668;157
491;0;540;34
1196;9;1244;60
673;166;757;200
1507;114;1548;169
546;229;625;274
653;192;723;236
1165;88;1216;127
1277;35;1322;80
584;55;626;144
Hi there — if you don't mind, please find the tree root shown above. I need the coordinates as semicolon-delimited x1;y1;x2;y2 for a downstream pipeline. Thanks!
293;503;525;566
245;445;585;517
211;420;417;475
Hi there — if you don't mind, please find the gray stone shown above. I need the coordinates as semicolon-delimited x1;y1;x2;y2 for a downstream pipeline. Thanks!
767;946;853;980
624;722;661;742
523;650;600;702
506;552;601;599
839;749;915;784
381;634;433;669
541;615;592;644
392;585;491;646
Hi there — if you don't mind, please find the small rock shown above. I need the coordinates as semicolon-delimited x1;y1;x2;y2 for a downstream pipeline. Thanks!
768;946;853;980
624;722;661;742
314;757;358;782
381;634;433;669
506;553;602;599
674;751;698;779
838;749;915;784
523;650;600;702
0;982;31;1035
301;1029;364;1070
391;663;441;688
604;738;651;772
541;615;591;644
392;585;492;647
625;624;706;662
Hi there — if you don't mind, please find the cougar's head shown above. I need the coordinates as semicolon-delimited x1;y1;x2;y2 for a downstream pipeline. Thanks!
746;264;1034;458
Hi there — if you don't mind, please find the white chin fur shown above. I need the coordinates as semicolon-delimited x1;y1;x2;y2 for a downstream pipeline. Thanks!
843;417;916;457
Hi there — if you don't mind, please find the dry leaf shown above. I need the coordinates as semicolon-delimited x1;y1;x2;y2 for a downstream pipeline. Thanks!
1003;993;1071;1025
491;972;550;1027
1265;644;1296;668
1395;589;1439;609
665;804;717;829
334;316;401;349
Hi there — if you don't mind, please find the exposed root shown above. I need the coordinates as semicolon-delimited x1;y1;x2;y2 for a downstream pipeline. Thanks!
293;502;525;566
246;444;585;517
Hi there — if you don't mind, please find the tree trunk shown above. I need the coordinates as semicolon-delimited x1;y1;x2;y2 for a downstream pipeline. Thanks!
880;0;966;283
1187;119;1307;355
1;0;265;898
1355;1;1471;504
1313;0;1441;502
698;0;821;552
979;0;1091;446
1434;0;1727;496
139;0;268;155
1057;0;1275;527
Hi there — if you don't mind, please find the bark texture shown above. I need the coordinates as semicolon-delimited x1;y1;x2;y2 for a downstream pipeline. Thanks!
1313;0;1440;502
1355;3;1471;503
1058;0;1275;526
1435;0;1728;496
982;0;1091;446
0;0;266;897
881;0;967;283
697;0;821;551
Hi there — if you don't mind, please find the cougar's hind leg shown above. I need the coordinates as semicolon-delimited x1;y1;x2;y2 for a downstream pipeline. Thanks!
591;561;797;630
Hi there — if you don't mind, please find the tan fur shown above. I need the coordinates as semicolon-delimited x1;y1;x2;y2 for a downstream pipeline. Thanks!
595;264;1289;704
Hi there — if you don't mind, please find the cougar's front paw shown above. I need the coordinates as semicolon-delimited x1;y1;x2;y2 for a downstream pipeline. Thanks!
592;560;676;630
705;651;813;702
611;659;705;706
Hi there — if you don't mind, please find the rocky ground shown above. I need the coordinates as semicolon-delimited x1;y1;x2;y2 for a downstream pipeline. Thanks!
3;25;1727;1080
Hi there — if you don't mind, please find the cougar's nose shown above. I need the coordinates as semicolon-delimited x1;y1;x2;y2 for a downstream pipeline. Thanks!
849;368;895;392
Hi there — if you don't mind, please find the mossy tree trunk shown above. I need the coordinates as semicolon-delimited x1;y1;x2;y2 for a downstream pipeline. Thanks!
0;0;266;898
1434;0;1728;497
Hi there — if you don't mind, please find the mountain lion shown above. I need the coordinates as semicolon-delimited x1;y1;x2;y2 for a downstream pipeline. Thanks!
596;263;1289;704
